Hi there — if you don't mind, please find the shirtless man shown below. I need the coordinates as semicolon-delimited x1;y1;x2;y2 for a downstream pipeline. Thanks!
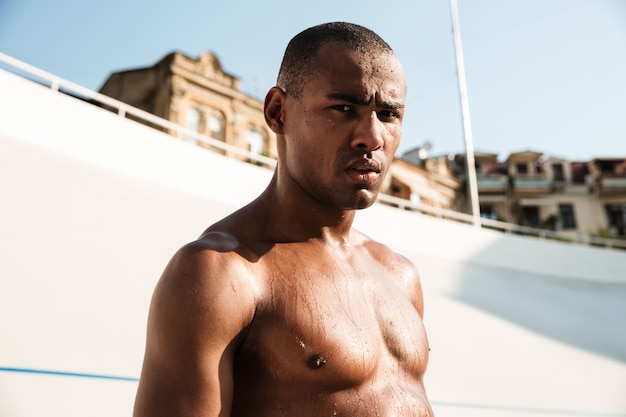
133;22;434;417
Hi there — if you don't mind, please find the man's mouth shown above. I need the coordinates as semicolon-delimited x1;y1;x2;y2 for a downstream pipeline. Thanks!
347;159;382;172
346;159;382;184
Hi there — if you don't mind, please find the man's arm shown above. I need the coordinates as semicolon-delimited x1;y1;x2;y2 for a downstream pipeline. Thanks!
133;237;258;417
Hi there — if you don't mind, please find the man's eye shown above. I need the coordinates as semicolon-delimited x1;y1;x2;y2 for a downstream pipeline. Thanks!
378;110;401;120
333;105;352;112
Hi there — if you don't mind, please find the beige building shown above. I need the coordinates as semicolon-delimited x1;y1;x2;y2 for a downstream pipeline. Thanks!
450;150;626;239
99;51;276;160
385;156;462;211
387;146;463;212
508;153;626;239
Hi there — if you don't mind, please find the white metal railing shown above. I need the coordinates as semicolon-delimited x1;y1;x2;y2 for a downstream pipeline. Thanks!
0;52;277;169
376;194;626;250
1;52;624;251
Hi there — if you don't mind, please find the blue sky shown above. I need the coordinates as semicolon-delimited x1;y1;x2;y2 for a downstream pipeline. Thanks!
1;0;625;161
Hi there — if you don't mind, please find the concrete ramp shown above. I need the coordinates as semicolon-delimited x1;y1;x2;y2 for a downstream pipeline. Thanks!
1;68;625;416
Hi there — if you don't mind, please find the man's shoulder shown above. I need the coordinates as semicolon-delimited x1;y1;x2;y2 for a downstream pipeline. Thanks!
352;229;410;262
182;230;247;260
146;231;261;367
156;231;263;305
352;229;420;282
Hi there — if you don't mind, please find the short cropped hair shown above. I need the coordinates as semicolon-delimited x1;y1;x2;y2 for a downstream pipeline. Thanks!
277;22;394;98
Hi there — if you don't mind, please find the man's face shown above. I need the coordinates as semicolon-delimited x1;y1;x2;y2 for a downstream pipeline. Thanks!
281;41;406;210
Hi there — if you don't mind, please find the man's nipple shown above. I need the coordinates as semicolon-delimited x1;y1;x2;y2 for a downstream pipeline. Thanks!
307;354;327;369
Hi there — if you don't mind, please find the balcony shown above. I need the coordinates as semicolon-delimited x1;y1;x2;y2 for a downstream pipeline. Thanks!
598;174;626;195
476;174;508;193
512;175;551;194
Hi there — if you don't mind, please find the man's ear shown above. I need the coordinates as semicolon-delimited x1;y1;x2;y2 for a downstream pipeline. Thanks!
264;87;286;134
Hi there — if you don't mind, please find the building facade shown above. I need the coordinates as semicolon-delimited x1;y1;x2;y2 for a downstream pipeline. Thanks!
445;150;626;240
99;51;276;160
384;156;463;212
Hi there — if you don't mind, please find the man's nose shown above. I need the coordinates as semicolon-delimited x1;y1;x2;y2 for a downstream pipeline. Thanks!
350;112;384;152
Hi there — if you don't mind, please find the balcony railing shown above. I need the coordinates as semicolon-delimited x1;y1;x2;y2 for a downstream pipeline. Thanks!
512;175;551;192
476;174;508;193
599;175;626;193
2;52;625;252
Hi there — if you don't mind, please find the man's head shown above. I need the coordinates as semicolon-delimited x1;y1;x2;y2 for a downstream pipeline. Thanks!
277;22;394;98
266;22;405;210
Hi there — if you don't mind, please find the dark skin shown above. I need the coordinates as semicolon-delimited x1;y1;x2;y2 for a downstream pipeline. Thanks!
133;41;434;417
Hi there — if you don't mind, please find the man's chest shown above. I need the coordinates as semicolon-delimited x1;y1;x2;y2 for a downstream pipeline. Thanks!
236;257;429;388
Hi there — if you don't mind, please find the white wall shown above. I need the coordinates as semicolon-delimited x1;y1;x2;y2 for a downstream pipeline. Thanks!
1;69;625;417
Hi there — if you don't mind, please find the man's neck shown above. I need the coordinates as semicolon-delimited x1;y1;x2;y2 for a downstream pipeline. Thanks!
257;177;357;245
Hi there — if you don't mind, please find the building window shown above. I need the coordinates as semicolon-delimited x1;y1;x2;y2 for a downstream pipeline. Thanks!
516;163;528;175
480;205;497;220
552;163;565;182
185;107;201;145
605;204;626;237
521;205;539;227
208;113;225;141
559;204;577;229
246;129;265;156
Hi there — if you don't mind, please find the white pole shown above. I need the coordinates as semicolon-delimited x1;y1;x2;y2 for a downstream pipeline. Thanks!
449;0;481;228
